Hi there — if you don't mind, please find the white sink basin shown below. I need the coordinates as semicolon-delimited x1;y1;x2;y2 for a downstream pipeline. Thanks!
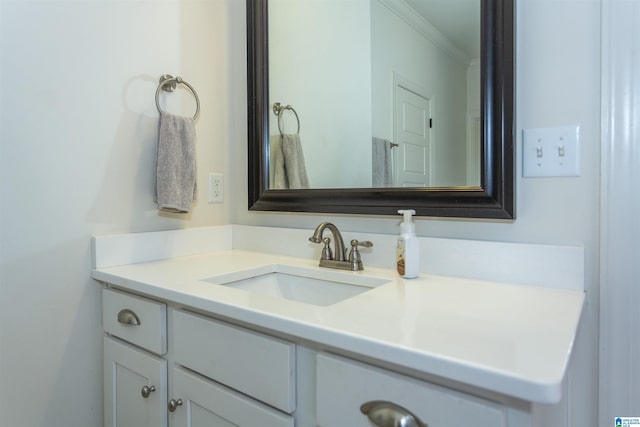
202;264;391;306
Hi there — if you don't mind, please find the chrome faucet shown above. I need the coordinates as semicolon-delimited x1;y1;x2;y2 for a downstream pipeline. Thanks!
309;222;373;271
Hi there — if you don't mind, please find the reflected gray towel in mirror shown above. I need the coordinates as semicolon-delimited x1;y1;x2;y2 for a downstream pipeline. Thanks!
154;112;197;213
270;134;287;189
372;137;393;187
270;134;309;189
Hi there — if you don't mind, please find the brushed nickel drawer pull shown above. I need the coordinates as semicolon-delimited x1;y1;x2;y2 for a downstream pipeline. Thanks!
117;309;141;326
360;400;427;427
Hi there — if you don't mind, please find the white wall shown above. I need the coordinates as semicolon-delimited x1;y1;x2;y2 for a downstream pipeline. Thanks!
0;0;237;425
268;0;371;188
234;0;601;425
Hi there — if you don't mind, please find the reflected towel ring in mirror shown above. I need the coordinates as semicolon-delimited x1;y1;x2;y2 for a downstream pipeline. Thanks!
273;102;300;135
155;74;200;120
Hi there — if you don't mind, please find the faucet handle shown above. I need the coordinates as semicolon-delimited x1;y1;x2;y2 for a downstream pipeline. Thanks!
351;239;373;249
348;239;373;270
321;237;333;260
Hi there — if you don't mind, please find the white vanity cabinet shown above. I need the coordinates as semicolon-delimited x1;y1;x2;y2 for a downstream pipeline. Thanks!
102;287;531;427
92;228;586;427
102;288;295;427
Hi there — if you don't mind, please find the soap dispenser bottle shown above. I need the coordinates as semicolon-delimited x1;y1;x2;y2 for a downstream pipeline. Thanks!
396;209;419;278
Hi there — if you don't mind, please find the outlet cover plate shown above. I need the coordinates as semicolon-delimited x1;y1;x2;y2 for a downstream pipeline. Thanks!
208;173;224;203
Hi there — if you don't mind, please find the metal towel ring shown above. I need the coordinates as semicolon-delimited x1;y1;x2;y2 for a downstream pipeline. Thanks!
273;102;300;135
155;74;200;120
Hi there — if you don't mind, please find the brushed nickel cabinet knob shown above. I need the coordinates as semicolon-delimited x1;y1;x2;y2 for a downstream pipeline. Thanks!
168;398;183;413
141;385;156;398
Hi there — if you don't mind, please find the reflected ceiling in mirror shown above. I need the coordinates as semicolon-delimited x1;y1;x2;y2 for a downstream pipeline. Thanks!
247;0;515;219
268;0;482;189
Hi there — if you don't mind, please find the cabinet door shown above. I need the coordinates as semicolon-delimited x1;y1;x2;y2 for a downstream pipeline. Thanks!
169;367;293;427
104;336;168;427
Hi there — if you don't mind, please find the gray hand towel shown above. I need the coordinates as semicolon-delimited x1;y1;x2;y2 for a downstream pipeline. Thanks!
269;133;309;189
281;133;309;189
269;134;288;189
154;112;197;213
372;137;393;187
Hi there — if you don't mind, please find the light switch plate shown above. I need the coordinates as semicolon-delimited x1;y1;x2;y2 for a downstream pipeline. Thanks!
522;125;581;177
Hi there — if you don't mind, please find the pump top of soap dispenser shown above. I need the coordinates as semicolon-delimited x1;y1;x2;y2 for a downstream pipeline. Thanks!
398;209;416;234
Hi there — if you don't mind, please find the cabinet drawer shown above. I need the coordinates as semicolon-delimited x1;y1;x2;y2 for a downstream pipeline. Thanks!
170;367;294;427
316;353;506;427
172;310;296;414
103;288;167;355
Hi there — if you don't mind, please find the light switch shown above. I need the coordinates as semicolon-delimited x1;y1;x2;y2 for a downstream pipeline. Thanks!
522;126;581;177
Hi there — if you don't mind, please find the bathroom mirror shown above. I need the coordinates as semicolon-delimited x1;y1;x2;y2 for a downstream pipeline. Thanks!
247;0;515;219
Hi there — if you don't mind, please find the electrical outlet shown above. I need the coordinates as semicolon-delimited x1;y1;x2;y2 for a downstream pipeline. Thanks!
208;173;224;203
522;126;581;177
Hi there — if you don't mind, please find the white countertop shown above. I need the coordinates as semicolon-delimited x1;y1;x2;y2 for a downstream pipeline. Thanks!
92;248;584;404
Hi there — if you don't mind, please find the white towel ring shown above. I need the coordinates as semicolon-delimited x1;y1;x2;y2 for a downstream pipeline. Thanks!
273;102;300;135
155;74;200;120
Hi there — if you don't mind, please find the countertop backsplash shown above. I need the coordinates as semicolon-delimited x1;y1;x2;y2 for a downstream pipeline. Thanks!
93;225;584;292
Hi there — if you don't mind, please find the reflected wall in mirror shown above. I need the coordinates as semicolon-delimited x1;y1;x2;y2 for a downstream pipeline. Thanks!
247;0;515;219
268;0;481;189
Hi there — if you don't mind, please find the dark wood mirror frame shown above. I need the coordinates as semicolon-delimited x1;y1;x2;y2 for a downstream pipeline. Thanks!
247;0;514;219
